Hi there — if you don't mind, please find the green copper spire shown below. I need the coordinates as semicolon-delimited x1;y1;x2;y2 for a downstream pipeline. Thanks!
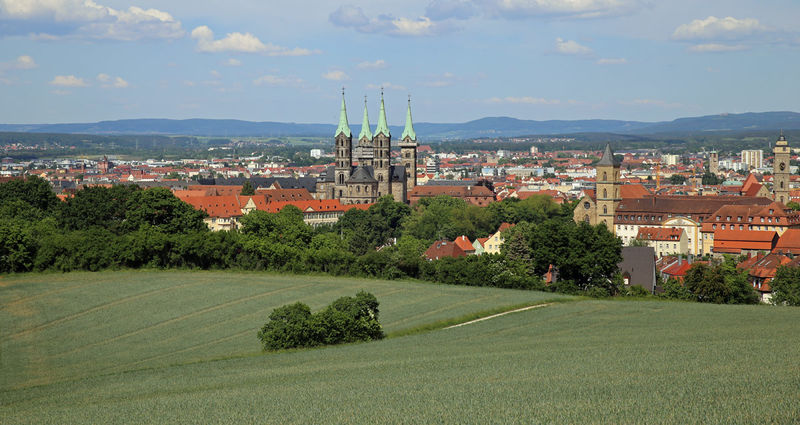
358;95;372;140
401;95;416;141
335;88;351;138
375;88;390;137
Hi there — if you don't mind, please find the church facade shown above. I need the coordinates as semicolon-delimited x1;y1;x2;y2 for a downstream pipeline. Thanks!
316;91;418;204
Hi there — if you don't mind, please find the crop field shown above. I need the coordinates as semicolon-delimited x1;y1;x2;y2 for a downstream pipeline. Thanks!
3;272;800;424
0;271;565;390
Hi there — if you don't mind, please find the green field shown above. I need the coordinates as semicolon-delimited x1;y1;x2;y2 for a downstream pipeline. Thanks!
2;272;799;424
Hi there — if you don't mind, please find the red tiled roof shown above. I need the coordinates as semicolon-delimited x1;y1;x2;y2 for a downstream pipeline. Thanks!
636;227;683;241
774;229;800;254
453;235;475;252
424;240;467;260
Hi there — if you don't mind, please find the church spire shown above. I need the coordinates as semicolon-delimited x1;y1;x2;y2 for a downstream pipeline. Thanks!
401;95;416;141
358;95;372;140
335;87;351;138
375;88;390;137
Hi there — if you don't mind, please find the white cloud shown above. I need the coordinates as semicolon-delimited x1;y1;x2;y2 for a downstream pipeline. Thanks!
322;70;349;81
96;73;128;88
0;0;184;40
13;55;36;69
224;58;242;67
422;72;457;87
596;57;627;65
253;74;304;87
210;70;221;78
555;38;593;56
487;96;562;105
688;43;747;53
366;82;406;91
673;16;763;41
329;6;455;36
482;0;643;19
50;75;88;87
191;25;318;56
357;59;387;70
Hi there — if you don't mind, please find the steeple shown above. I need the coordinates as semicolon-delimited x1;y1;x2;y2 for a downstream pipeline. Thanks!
597;143;620;167
375;88;390;137
358;95;372;140
335;88;351;138
401;95;416;142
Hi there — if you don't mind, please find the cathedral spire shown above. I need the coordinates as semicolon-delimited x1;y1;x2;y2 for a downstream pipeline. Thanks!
401;95;416;142
358;95;372;140
375;88;390;137
335;87;351;138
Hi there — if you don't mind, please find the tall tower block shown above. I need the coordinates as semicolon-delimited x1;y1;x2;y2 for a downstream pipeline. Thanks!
708;151;719;175
334;90;353;199
373;90;391;197
596;143;622;234
399;96;418;195
773;132;790;204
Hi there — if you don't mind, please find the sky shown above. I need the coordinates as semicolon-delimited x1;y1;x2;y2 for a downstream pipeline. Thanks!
1;0;799;125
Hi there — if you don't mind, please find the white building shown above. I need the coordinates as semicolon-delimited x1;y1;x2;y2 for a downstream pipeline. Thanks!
310;149;323;159
662;154;680;166
741;150;763;170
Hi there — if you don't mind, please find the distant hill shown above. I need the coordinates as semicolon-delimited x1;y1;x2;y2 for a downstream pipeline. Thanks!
2;111;799;140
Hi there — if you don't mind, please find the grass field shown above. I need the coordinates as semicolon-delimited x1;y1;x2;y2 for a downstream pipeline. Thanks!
2;272;800;424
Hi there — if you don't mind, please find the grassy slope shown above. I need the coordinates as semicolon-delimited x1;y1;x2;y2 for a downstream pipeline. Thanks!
2;273;800;424
0;271;565;391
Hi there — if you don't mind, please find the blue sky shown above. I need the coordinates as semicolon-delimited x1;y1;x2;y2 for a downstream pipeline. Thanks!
1;0;799;124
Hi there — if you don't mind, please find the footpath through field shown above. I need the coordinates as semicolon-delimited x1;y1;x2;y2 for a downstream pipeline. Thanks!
444;303;553;329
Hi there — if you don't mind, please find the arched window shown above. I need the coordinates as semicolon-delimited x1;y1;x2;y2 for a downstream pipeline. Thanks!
339;174;345;184
780;181;784;189
603;205;608;214
584;215;590;223
603;188;607;198
603;172;607;181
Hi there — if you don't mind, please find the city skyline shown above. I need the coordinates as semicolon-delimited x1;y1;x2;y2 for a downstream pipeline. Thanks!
1;0;799;124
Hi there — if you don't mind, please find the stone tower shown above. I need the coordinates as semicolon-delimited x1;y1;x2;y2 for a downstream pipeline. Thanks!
399;96;418;194
773;132;790;205
356;96;374;167
596;143;621;233
373;90;391;197
708;151;719;176
334;90;352;199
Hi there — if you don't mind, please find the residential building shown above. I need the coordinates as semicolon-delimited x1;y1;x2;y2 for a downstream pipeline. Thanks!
741;149;763;170
635;227;688;257
484;223;514;254
618;247;657;293
711;230;778;257
408;184;495;206
424;240;467;260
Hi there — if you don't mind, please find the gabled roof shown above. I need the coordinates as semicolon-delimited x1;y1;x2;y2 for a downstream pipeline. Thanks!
774;229;800;254
424;240;467;260
636;227;683;241
454;235;475;252
347;166;377;184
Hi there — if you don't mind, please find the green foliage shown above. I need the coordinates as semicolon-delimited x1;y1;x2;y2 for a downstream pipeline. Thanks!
770;266;800;306
122;187;208;234
240;180;255;196
669;174;687;185
258;291;384;351
0;176;60;214
786;201;800;211
684;260;758;304
659;277;693;300
336;196;411;255
702;172;722;185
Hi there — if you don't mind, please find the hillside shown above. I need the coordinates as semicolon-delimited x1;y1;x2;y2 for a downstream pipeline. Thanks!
2;111;799;139
2;271;799;423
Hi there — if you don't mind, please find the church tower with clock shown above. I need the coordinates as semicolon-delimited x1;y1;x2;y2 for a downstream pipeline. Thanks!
773;132;790;205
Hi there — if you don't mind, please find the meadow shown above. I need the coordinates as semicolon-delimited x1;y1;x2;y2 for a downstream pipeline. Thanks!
2;271;799;424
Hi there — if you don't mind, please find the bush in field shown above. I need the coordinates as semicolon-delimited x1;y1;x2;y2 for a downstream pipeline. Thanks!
258;291;384;351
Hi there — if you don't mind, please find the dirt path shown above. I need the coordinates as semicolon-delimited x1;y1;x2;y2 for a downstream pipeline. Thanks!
444;303;553;329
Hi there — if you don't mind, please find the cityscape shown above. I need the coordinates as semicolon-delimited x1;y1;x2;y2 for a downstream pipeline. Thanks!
2;0;800;423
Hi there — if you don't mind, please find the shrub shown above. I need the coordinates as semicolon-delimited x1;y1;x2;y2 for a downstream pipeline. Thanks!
258;291;384;351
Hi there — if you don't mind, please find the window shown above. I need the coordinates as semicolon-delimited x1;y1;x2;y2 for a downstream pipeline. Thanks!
603;189;607;198
603;172;607;181
722;224;726;229
737;216;742;221
726;216;731;221
603;206;608;214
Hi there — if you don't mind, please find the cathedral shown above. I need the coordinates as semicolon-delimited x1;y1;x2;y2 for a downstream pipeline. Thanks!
316;90;418;204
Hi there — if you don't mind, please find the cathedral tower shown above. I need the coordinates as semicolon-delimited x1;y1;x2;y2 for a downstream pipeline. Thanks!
356;96;374;167
773;132;790;204
708;151;719;176
399;96;418;194
373;90;391;197
596;143;621;233
334;90;352;199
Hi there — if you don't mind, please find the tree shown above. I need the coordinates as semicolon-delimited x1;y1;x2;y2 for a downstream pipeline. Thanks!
770;266;800;306
0;176;60;215
669;174;687;185
786;201;800;211
257;302;314;351
684;260;758;304
241;180;255;196
122;187;208;234
659;277;693;300
702;172;722;185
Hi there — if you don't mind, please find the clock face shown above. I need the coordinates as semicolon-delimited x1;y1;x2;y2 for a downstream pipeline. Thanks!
780;162;786;171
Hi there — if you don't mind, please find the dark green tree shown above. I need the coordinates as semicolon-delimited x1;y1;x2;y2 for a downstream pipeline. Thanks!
770;266;800;306
241;180;255;196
